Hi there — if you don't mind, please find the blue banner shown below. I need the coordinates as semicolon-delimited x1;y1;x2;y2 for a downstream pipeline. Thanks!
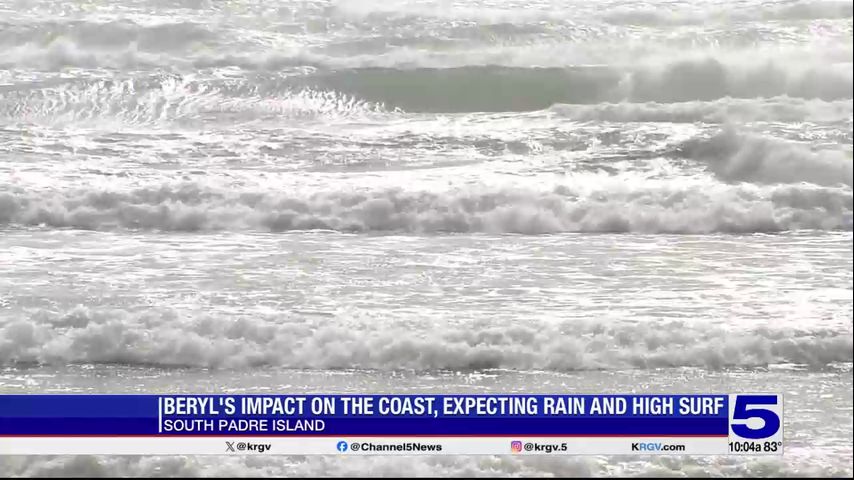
0;394;729;436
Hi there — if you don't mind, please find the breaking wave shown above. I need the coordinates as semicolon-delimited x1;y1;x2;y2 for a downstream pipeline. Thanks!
0;180;850;234
680;130;854;187
1;307;850;370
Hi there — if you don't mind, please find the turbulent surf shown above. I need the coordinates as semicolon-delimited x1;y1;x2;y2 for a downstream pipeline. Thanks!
0;0;851;477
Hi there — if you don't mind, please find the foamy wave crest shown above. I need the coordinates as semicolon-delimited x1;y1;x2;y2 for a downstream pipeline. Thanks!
0;181;850;233
1;307;850;370
0;32;328;71
0;19;232;70
550;98;853;124
680;130;854;187
0;77;386;126
2;37;164;70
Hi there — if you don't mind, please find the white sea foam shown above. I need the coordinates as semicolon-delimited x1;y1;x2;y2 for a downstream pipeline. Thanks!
0;180;850;233
1;306;850;370
550;98;853;124
0;78;386;126
1;453;851;478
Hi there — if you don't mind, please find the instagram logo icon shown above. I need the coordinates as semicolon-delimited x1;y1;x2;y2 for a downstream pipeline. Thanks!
511;441;523;453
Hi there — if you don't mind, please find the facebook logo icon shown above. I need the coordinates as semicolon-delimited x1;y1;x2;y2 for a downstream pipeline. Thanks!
336;441;348;452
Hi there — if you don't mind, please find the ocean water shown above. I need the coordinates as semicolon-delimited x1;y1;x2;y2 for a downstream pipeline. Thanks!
0;0;852;476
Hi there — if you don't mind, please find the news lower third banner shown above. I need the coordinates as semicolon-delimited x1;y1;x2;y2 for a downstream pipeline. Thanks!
0;394;783;455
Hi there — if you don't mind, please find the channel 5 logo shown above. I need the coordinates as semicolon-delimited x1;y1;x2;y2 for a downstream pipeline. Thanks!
728;394;783;441
510;441;523;453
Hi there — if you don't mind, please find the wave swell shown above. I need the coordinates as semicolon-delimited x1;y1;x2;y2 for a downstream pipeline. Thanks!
292;61;853;112
4;52;851;113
